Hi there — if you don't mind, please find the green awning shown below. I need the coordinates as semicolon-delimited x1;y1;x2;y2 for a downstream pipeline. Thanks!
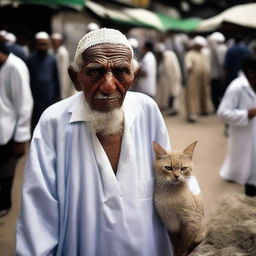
0;0;85;8
0;0;201;32
85;1;201;32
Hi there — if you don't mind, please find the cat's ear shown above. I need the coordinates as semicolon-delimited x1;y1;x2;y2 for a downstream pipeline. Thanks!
153;141;168;158
183;141;197;158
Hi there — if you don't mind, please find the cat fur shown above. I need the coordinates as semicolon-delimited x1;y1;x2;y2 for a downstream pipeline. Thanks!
153;141;205;256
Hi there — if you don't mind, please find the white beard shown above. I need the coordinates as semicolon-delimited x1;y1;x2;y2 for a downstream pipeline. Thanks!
86;108;124;136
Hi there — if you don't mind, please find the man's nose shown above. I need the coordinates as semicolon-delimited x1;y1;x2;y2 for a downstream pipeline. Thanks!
100;72;116;94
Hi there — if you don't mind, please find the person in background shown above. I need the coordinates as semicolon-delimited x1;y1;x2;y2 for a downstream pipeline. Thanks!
86;22;100;33
16;28;177;256
128;37;142;61
0;42;33;217
51;32;72;99
185;36;212;123
133;40;157;98
155;43;182;115
208;32;227;111
222;36;251;97
217;54;256;197
27;31;60;132
0;31;27;62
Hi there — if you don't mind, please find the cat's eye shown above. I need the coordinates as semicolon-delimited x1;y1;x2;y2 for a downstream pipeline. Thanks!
181;167;188;172
164;166;173;171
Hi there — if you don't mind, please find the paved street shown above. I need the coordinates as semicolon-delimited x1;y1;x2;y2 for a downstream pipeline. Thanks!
0;109;243;256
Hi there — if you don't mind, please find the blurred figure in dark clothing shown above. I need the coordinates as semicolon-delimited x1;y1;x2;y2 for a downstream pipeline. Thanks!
27;31;60;132
222;36;251;97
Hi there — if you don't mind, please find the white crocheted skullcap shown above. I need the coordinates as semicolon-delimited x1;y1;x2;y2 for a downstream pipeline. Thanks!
87;22;100;32
6;32;16;43
35;31;50;40
128;37;139;49
155;43;166;53
51;32;62;40
210;32;225;43
73;28;134;72
193;36;207;47
0;30;7;37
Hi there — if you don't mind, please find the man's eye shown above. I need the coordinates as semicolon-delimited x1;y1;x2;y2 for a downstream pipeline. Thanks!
181;167;188;172
86;68;104;76
164;166;173;171
113;68;129;77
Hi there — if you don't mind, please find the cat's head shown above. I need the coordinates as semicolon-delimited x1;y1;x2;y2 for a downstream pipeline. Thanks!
153;141;197;186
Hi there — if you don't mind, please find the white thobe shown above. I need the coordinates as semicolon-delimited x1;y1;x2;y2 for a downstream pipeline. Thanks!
0;53;33;144
54;45;72;99
16;92;173;256
217;72;256;185
135;51;157;97
156;50;182;110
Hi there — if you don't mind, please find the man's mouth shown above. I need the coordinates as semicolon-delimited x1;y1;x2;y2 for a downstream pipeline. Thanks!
94;96;120;100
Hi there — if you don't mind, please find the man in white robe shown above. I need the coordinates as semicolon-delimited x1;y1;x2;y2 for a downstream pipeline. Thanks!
0;42;33;217
51;33;73;99
217;55;256;197
133;40;157;98
155;43;182;114
185;36;212;123
16;28;174;256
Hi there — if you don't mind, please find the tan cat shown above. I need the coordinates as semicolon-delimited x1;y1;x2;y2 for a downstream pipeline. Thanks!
153;141;205;256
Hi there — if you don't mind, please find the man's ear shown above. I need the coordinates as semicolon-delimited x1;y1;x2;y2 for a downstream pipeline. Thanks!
68;65;83;91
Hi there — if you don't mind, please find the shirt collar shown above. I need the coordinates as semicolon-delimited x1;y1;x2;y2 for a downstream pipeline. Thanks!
68;92;91;123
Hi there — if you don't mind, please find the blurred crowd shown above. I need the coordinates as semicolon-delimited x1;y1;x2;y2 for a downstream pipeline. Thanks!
129;31;255;123
1;24;255;124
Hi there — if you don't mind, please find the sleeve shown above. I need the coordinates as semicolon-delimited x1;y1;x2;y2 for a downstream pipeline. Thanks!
217;83;248;126
16;115;59;256
10;62;33;142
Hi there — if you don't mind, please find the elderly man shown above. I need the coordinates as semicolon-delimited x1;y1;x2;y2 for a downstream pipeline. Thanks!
0;42;33;217
16;28;173;255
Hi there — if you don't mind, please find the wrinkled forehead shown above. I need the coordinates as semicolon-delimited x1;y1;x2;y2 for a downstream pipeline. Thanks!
82;43;132;66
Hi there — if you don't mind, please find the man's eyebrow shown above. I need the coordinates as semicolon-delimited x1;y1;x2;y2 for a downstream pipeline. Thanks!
86;63;103;69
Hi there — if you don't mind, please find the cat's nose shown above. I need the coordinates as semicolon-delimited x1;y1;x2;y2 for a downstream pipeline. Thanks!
173;170;180;179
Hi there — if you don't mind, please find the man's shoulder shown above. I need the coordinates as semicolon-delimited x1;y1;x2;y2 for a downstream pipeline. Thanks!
47;53;58;62
40;93;80;122
6;54;28;72
226;76;246;94
58;46;69;55
125;91;159;112
126;91;156;103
